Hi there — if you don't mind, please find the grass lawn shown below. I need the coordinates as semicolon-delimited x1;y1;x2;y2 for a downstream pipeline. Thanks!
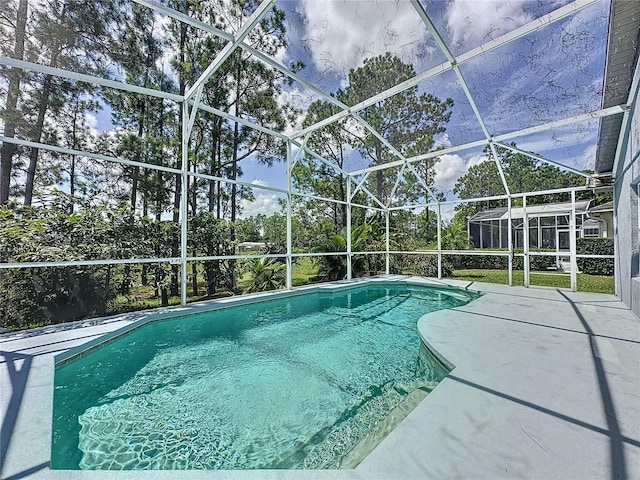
452;269;614;294
235;256;320;291
292;257;320;286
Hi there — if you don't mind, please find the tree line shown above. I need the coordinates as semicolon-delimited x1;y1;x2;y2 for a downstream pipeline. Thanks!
0;1;598;329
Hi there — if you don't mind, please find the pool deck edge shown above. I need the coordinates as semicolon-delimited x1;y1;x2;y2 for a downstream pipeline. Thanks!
1;277;639;479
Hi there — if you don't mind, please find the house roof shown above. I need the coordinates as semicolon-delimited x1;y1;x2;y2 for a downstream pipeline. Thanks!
595;0;640;174
588;200;614;213
469;200;593;223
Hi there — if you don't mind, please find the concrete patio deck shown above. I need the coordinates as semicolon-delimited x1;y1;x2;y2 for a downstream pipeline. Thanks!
1;278;639;479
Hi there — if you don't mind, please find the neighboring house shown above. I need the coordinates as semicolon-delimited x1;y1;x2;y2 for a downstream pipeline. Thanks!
468;199;612;252
236;242;269;253
586;201;614;239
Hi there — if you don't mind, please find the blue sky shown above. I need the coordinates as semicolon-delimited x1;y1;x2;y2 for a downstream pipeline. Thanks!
94;0;610;217
240;0;610;215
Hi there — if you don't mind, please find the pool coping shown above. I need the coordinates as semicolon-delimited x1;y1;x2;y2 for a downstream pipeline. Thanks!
1;276;639;479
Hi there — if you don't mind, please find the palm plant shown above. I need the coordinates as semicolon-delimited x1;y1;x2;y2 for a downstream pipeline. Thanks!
441;223;473;250
244;257;287;293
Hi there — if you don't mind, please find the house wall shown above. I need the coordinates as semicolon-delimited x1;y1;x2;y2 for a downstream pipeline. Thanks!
602;212;615;238
614;90;640;317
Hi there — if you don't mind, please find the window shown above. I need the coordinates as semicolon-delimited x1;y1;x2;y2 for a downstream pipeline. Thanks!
583;227;600;237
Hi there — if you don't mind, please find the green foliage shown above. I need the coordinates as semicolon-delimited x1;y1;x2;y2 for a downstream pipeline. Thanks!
576;238;614;275
314;224;375;280
440;223;473;250
445;251;556;271
189;212;235;294
338;53;453;203
390;254;453;278
244;256;287;293
0;197;125;327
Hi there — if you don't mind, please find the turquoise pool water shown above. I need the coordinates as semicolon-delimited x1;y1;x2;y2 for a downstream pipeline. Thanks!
52;282;478;470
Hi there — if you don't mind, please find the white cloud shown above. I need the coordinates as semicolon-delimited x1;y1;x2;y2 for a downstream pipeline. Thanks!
239;179;282;218
298;0;433;76
276;87;319;135
445;0;532;48
576;143;596;172
434;133;453;149
433;152;488;189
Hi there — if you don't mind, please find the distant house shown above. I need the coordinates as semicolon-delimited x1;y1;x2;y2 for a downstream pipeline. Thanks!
236;242;269;253
586;201;614;238
468;199;612;252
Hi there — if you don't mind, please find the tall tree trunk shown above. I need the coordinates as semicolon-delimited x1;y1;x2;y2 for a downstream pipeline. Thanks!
68;95;80;213
24;74;54;206
0;0;28;204
101;264;111;315
339;172;346;228
192;262;198;296
191;161;197;214
208;120;219;213
155;99;164;221
375;143;384;200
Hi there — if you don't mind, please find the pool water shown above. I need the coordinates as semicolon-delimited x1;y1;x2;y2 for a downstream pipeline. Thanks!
52;282;478;470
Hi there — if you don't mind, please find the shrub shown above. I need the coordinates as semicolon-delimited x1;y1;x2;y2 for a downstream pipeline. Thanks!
390;254;453;277
577;238;614;275
445;250;556;271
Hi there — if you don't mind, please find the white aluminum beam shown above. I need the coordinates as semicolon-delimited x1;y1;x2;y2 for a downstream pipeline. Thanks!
184;0;275;100
385;211;390;274
0;257;178;270
507;196;513;286
570;190;577;291
286;141;293;289
387;164;407;207
456;0;599;65
351;112;405;160
349;139;488;176
346;179;352;280
437;203;442;279
189;170;286;194
194;100;289;140
187;85;204;135
410;0;511;198
132;0;234;41
188;253;283;262
180;101;189;306
489;142;511;196
290;0;598;141
405;161;437;203
349;105;624;177
0;136;181;175
0;57;183;102
495;142;594;179
351;173;370;200
494;105;625;143
297;142;386;210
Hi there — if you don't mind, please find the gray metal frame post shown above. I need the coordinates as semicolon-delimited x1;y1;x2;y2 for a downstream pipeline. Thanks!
180;101;189;306
570;190;578;292
523;195;530;288
347;179;352;280
385;210;390;274
507;196;513;286
286;141;293;289
437;203;442;279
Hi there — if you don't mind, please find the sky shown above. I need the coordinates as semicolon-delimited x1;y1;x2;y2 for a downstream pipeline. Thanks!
237;0;610;217
92;0;611;219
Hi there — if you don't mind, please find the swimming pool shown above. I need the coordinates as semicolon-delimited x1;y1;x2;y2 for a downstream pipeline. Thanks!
52;281;479;470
